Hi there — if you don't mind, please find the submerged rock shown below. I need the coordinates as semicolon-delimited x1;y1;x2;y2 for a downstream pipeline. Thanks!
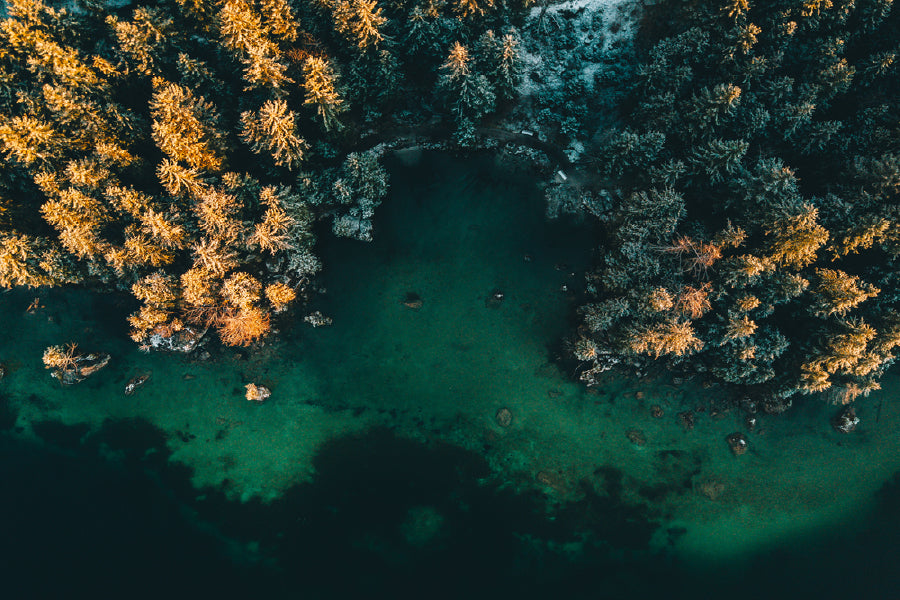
726;432;748;456
651;405;664;419
147;325;207;353
832;406;860;434
245;383;271;403
125;373;150;396
495;407;513;428
678;410;695;431
626;429;647;446
763;397;792;415
304;311;334;327
697;479;726;500
401;292;423;310
51;352;111;385
484;288;504;308
740;396;759;414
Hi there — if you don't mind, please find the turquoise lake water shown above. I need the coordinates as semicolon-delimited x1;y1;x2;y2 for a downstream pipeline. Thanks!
1;152;900;598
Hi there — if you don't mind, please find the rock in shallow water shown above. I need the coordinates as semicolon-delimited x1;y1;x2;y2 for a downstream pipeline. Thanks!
52;353;111;385
697;479;726;500
832;406;860;434
146;326;207;353
763;397;792;414
678;410;695;431
245;383;271;402
495;407;512;428
484;288;504;308
726;432;748;456
401;292;423;310
626;429;647;446
304;311;334;326
124;373;150;396
400;505;445;547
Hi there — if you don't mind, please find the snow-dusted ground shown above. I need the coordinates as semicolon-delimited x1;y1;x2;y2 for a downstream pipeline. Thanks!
508;0;641;164
518;0;640;98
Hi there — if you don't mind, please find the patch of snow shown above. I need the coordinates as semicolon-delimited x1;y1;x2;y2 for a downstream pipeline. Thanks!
581;63;603;92
516;45;547;98
565;140;585;163
529;0;639;51
517;0;640;99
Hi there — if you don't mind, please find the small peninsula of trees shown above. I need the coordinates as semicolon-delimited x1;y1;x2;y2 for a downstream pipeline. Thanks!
0;0;526;347
571;0;900;410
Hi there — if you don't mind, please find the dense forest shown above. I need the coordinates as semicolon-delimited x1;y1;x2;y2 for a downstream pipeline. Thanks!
1;0;899;413
571;0;900;411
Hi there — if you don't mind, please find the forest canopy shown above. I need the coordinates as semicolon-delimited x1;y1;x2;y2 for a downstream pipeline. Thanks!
3;0;900;413
571;0;900;410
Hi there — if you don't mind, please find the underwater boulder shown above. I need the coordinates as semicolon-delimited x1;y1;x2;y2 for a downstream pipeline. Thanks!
245;383;272;403
124;373;150;396
495;407;513;428
49;351;110;385
726;432;748;456
147;325;207;353
484;288;504;308
626;429;647;446
401;292;423;310
832;406;859;434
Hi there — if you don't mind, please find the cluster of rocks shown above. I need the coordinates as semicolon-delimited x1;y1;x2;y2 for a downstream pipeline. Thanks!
495;407;513;428
146;325;207;353
51;352;110;385
304;311;333;327
625;428;647;446
678;410;695;431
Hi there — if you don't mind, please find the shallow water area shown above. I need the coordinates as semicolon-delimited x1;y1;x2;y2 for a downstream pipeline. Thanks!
2;152;900;596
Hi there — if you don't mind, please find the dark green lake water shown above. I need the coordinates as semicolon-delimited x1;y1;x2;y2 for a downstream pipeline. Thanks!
2;152;900;598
